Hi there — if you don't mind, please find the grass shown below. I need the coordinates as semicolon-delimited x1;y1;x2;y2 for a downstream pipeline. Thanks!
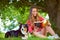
0;33;60;40
0;32;5;38
0;37;22;40
0;37;54;40
28;35;55;40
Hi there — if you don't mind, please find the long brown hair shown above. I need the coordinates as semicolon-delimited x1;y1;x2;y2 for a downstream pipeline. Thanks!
29;6;40;23
28;6;47;35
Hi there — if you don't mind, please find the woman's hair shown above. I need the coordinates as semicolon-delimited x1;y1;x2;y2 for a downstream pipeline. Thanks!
29;6;38;19
29;6;40;23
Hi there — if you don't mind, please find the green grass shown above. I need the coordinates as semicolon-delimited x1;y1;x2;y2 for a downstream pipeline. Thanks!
0;33;59;40
0;35;55;40
0;37;22;40
0;33;5;38
0;37;54;40
28;35;55;40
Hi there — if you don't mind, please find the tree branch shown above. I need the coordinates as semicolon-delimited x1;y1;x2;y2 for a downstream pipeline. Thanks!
20;0;47;11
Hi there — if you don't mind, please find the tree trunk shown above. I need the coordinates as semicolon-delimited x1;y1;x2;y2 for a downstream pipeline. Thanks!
56;0;60;36
45;0;60;36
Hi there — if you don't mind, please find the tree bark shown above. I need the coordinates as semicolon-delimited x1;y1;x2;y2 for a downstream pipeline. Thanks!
56;0;60;36
45;0;60;36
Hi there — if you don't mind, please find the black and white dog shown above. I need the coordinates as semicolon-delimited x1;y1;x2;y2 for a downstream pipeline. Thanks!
5;23;28;39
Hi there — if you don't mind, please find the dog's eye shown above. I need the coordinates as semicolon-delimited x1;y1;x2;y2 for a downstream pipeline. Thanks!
22;29;23;30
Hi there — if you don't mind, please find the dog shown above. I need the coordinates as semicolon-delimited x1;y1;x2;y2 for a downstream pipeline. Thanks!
5;23;28;39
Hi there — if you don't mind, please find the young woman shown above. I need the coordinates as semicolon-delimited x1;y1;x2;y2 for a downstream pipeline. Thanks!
26;6;59;38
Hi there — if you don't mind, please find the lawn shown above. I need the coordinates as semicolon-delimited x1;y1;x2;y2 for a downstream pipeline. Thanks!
0;33;60;40
0;37;55;40
0;35;55;40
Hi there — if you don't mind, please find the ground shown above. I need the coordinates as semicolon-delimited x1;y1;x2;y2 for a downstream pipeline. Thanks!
0;33;56;40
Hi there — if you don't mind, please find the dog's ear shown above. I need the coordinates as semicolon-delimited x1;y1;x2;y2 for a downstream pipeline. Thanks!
25;24;28;32
19;23;22;30
25;24;28;27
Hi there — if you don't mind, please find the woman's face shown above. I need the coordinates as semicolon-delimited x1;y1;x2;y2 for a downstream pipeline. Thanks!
32;8;38;16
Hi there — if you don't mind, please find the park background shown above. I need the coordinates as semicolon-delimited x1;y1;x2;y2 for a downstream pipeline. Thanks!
0;0;60;40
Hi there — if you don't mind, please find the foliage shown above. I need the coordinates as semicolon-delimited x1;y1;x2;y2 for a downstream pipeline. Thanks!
39;9;47;18
1;4;47;24
0;4;47;33
1;5;30;24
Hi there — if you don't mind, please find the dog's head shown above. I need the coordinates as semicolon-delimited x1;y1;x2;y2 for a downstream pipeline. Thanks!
19;23;28;40
19;23;28;35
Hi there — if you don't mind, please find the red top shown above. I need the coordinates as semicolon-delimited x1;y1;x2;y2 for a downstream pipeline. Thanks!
27;16;44;33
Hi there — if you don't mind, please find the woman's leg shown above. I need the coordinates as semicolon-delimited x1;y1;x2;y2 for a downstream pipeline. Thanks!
33;31;47;38
33;27;47;38
46;26;56;36
46;26;59;38
40;27;47;36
